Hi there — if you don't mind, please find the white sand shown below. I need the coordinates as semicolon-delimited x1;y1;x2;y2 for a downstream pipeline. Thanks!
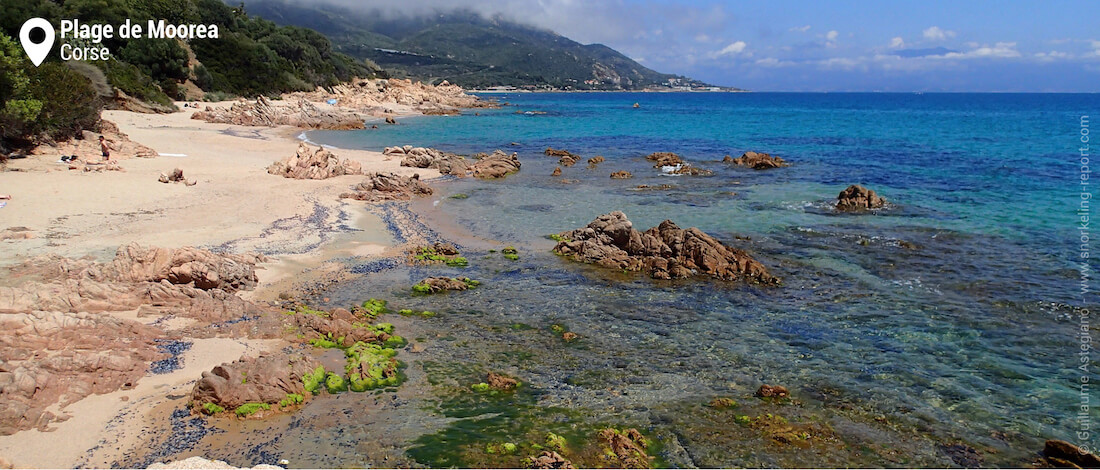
0;104;441;468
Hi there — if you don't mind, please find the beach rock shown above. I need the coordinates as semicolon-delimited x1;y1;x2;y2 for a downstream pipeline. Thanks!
487;372;519;391
0;227;34;240
552;167;562;177
0;244;275;434
610;171;633;179
588;156;605;165
552;211;778;284
157;168;194;185
148;456;284;469
109;243;263;292
287;78;494;113
756;384;790;398
559;154;578;167
391;146;470;176
836;184;887;211
189;353;321;414
1043;440;1100;468
525;451;575;469
192;97;364;130
645;152;683;167
0;309;163;435
290;310;387;348
727;151;789;169
267;143;362;180
340;173;433;202
470;150;521;179
597;428;652;469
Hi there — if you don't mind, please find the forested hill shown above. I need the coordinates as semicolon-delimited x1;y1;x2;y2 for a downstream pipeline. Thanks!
241;1;715;91
0;0;383;151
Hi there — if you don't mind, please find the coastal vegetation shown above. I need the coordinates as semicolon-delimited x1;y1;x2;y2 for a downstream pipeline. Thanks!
0;0;381;152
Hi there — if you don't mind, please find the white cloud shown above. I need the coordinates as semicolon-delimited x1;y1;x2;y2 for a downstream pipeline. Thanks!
890;37;905;49
940;42;1020;59
923;26;956;41
1034;51;1072;61
754;57;795;67
789;25;811;33
826;30;838;41
713;41;749;57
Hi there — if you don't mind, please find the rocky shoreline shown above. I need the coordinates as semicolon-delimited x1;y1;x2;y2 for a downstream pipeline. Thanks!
0;85;1090;470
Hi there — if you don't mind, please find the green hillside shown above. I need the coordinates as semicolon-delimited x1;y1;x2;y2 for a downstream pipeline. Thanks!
0;0;382;152
242;2;715;90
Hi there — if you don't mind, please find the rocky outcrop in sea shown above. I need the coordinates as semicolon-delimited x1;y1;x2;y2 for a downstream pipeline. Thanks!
552;211;778;284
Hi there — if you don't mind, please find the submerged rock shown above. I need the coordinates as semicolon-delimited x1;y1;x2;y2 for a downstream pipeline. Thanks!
487;372;519;391
588;156;605;165
268;143;362;180
1043;440;1100;468
726;151;789;169
597;428;652;469
836;184;887;211
552;167;562;177
552;211;778;284
610;171;633;179
545;147;577;158
524;451;575;469
414;277;480;293
756;384;790;399
340;173;433;202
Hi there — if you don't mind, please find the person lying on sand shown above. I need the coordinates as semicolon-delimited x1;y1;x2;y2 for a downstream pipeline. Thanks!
0;195;10;200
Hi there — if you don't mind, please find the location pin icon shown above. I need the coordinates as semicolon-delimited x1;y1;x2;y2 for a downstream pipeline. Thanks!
19;18;54;67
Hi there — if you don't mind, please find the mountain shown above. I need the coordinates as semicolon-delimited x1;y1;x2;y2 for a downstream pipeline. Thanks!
240;1;718;91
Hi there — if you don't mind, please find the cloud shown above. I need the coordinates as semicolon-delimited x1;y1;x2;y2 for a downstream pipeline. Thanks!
890;37;905;49
826;30;838;41
941;42;1020;59
712;41;749;58
1034;51;1072;61
789;25;811;33
923;26;956;41
754;57;795;67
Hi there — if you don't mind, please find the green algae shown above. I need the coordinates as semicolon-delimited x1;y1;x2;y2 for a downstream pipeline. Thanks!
303;365;326;394
279;393;304;407
325;372;348;393
447;257;470;267
345;341;404;392
201;402;225;415
360;298;388;317
234;402;270;417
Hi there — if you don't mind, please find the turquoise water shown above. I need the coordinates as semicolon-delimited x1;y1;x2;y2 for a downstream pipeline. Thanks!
300;93;1097;467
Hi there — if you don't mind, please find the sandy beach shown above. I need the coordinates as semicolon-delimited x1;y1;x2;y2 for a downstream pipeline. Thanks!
0;103;440;468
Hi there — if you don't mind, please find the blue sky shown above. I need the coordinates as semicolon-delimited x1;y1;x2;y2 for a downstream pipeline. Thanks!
369;0;1099;91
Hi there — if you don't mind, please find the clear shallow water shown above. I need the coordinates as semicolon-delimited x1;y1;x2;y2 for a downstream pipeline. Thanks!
300;93;1097;467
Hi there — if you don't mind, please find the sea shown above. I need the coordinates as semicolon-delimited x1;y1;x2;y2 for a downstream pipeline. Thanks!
173;93;1100;468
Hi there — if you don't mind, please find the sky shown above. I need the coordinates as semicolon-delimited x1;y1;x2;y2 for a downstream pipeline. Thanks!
342;0;1100;92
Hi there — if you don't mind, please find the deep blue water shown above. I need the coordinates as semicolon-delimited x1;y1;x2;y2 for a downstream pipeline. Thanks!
301;92;1099;466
